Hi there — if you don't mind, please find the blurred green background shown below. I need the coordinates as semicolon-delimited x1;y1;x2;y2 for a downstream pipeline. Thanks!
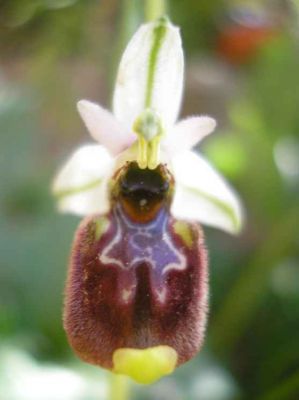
1;0;299;399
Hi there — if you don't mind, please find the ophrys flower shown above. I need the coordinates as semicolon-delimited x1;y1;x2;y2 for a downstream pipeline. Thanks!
53;17;243;384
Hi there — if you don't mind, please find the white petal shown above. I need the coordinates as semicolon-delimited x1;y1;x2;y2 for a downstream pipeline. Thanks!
163;116;216;155
171;151;244;234
77;100;136;155
52;144;114;216
113;17;184;130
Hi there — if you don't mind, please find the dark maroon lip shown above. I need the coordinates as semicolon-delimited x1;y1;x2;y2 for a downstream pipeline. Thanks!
64;207;208;370
63;159;208;372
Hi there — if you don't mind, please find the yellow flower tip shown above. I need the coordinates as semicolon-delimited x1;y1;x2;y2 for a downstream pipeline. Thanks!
137;136;148;169
137;160;148;170
147;136;160;170
112;345;178;385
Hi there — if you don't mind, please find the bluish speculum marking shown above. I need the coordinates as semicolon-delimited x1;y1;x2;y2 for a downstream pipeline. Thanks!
100;205;185;272
99;204;186;303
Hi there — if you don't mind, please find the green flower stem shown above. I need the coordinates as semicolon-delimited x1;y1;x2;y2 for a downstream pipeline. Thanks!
109;373;130;400
145;0;167;21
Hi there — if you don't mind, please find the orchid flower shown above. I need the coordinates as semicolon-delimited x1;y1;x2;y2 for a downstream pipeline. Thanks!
53;17;243;385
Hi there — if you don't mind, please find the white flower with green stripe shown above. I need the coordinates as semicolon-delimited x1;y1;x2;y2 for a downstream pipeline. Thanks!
52;17;243;234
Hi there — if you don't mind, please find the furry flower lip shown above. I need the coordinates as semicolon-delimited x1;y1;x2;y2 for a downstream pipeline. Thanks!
53;16;243;384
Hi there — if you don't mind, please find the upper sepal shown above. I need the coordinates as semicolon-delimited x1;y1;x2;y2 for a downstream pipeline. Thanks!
113;17;184;130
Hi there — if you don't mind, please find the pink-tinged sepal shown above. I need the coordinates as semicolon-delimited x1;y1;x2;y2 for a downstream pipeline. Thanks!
64;175;208;369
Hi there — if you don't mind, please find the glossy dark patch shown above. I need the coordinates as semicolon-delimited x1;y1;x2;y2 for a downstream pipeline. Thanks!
118;162;171;223
120;162;169;195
